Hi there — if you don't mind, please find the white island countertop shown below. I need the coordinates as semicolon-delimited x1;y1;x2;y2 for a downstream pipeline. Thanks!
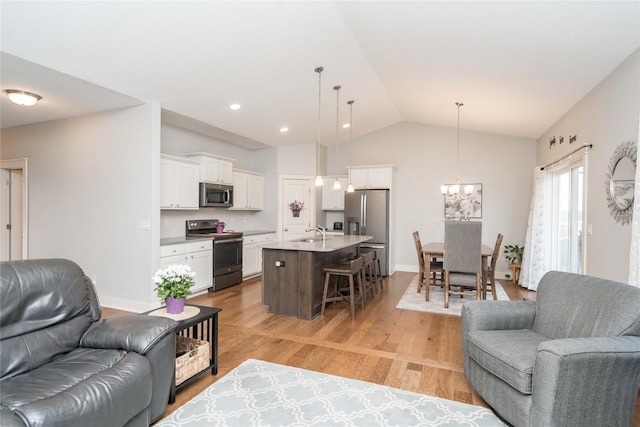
261;235;372;252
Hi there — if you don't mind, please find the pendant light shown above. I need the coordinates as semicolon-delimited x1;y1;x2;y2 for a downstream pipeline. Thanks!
346;99;355;193
314;66;324;186
441;102;473;196
333;84;342;190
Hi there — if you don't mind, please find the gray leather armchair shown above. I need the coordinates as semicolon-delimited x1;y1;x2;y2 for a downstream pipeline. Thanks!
0;259;177;427
462;271;640;427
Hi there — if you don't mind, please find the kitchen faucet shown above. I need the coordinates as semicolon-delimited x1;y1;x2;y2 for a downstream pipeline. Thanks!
305;224;327;241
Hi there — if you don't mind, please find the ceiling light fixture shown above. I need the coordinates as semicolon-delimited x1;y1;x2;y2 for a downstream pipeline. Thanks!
280;127;289;133
314;66;324;186
333;84;342;190
441;102;473;196
346;99;355;193
229;103;242;111
4;89;42;107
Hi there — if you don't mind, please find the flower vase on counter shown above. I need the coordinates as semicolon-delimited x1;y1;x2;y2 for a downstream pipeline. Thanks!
215;221;225;234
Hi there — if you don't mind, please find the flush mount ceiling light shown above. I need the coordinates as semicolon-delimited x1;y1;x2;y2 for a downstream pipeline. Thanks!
4;89;42;107
280;127;289;133
333;84;342;190
314;66;324;187
229;103;242;111
441;102;473;196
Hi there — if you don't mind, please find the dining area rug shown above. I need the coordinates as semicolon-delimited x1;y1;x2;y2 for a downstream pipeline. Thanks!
395;275;509;316
156;359;505;426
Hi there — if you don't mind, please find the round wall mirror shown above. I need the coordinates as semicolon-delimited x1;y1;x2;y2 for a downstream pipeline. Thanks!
605;141;637;224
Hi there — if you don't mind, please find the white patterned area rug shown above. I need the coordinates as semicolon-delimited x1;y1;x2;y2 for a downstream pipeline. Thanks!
395;275;510;317
157;359;505;426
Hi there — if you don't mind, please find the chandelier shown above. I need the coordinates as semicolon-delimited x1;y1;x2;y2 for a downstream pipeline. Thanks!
441;102;473;196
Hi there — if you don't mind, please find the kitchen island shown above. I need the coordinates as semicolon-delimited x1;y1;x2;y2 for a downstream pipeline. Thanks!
261;235;372;320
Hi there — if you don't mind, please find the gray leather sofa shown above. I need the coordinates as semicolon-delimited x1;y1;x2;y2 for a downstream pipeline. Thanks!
462;271;640;427
0;259;178;427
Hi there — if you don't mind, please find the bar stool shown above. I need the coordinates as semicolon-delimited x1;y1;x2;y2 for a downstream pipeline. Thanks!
322;257;364;320
361;251;378;300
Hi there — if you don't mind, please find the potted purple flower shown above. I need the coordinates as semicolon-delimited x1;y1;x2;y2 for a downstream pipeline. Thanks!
152;264;196;314
215;221;226;234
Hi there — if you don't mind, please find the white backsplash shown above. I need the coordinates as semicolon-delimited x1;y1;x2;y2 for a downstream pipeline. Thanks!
161;209;255;238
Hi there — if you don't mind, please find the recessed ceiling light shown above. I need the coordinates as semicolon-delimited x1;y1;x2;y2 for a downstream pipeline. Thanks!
229;103;242;111
342;123;350;129
4;89;42;107
280;127;289;133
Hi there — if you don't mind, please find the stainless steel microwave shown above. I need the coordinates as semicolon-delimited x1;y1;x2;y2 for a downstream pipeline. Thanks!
199;183;233;208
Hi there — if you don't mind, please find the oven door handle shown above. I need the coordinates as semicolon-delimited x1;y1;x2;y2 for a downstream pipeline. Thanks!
214;238;244;244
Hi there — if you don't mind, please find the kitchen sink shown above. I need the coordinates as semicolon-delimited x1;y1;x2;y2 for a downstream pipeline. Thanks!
294;238;329;243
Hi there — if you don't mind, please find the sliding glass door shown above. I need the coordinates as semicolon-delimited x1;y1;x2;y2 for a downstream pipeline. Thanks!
551;160;584;273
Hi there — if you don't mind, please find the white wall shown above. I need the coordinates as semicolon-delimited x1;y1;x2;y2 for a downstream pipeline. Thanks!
327;121;537;276
0;104;161;311
536;48;640;283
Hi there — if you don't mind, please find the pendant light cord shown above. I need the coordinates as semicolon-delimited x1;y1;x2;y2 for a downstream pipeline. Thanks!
315;66;324;181
334;85;341;174
456;102;463;183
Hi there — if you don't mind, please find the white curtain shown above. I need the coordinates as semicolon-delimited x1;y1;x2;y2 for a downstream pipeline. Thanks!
629;118;640;286
520;167;550;290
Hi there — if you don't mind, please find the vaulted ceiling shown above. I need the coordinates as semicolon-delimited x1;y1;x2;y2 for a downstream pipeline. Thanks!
1;1;638;149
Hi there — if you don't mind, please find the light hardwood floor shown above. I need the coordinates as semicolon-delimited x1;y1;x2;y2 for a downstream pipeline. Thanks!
103;272;640;425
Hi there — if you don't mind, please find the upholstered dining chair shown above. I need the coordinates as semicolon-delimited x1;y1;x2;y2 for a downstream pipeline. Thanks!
443;221;482;308
485;233;503;300
412;231;443;301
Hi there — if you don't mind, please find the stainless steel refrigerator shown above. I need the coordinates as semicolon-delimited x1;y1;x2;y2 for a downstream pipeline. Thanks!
344;189;390;276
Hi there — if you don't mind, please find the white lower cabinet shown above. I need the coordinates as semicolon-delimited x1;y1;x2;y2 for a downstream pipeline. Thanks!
243;233;275;278
160;240;213;293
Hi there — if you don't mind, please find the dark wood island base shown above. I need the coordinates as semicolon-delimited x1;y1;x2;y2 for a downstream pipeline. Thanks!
261;236;372;320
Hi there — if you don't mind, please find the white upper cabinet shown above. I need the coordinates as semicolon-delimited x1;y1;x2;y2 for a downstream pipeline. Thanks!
185;152;234;185
160;155;199;210
322;176;348;210
348;166;393;189
230;170;264;210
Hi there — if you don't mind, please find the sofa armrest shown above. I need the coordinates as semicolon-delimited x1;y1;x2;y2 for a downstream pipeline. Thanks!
80;316;177;355
531;336;640;427
1;406;26;427
462;300;536;354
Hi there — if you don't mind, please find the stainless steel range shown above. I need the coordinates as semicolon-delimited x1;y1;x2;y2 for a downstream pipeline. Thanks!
186;219;243;291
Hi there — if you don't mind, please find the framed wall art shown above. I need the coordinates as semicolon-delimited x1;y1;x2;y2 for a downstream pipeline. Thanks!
444;183;482;219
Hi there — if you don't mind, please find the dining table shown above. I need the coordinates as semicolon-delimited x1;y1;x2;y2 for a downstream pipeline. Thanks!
422;241;494;300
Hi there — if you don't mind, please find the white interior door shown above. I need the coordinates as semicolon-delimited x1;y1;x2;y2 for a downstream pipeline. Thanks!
0;162;26;261
280;177;314;241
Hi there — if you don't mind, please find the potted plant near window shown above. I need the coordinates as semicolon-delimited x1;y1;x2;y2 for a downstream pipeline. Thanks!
503;244;524;284
152;264;196;314
503;244;524;264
